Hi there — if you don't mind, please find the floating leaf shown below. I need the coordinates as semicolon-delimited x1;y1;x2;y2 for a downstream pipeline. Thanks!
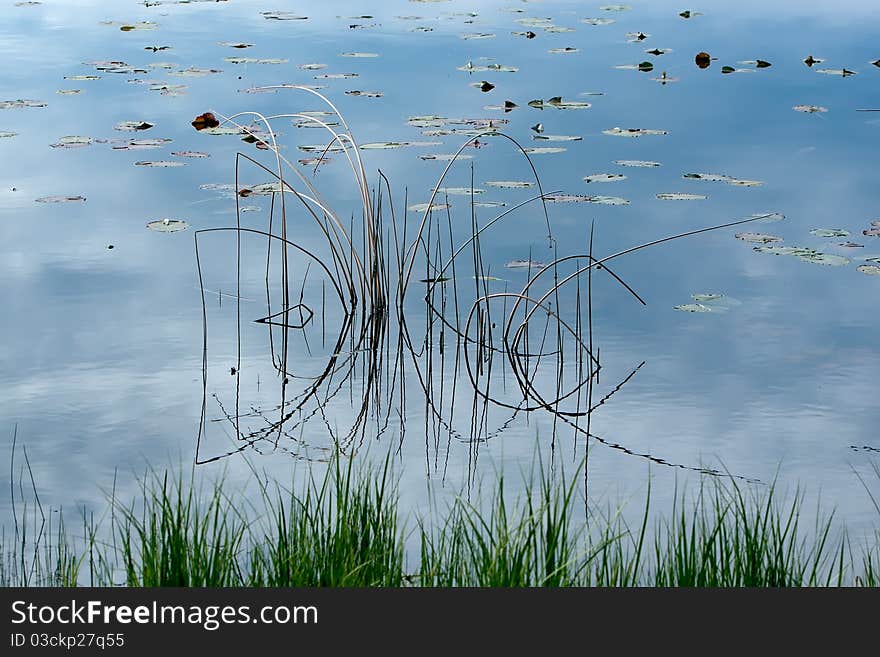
146;218;188;232
523;146;566;154
170;67;223;77
793;105;828;113
63;74;100;81
674;303;715;313
341;52;379;58
646;48;672;56
485;180;534;189
420;153;473;161
172;151;210;158
815;68;857;77
548;47;579;54
614;159;661;168
345;90;383;98
434;187;485;195
118;22;158;32
462;33;496;40
0;99;47;109
803;55;823;67
191;112;220;130
735;232;782;244
856;264;880;275
512;31;537;38
219;42;253;48
604;127;668;137
543;194;630;205
656;193;707;200
299;63;327;70
56;89;81;95
224;57;288;65
754;245;849;266
113;138;173;150
50;135;92;148
115;120;154;131
408;203;450;213
638;61;654;72
683;172;734;182
506;259;546;270
581;18;614;25
262;11;308;20
695;52;711;69
679;10;702;18
534;134;581;141
35;195;85;203
721;66;736;74
0;131;17;138
599;4;632;10
584;173;626;183
134;160;185;167
810;228;849;238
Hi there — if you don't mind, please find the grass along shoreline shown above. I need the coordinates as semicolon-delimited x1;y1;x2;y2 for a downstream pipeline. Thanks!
2;456;878;587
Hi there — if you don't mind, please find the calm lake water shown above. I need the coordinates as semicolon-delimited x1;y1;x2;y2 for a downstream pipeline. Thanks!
1;0;878;541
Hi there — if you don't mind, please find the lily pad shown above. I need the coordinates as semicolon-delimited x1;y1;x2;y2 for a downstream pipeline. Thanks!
603;127;668;137
408;203;450;213
224;57;288;65
0;131;17;138
434;187;485;195
115;120;154;131
146;218;188;232
581;18;614;25
461;33;496;40
735;232;782;244
0;99;47;109
172;151;210;158
810;228;849;238
673;303;715;313
262;11;308;20
656;193;707;200
134;160;185;167
50;135;93;149
583;173;626;183
485;180;534;188
548;48;579;54
341;52;379;58
614;160;661;168
299;63;327;70
420;153;473;161
506;259;546;270
793;105;828;113
856;264;880;275
533;134;582;141
35;195;85;203
345;90;383;98
815;69;857;77
523;146;566;154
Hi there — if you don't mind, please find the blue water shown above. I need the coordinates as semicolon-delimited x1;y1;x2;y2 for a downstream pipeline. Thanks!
1;0;878;542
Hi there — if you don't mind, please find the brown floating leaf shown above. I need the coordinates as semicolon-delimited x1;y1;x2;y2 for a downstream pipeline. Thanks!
191;112;220;130
695;52;711;69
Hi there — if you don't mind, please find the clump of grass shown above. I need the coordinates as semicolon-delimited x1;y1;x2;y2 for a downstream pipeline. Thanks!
247;455;404;586
117;471;247;587
420;460;604;587
2;444;879;587
651;479;843;587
